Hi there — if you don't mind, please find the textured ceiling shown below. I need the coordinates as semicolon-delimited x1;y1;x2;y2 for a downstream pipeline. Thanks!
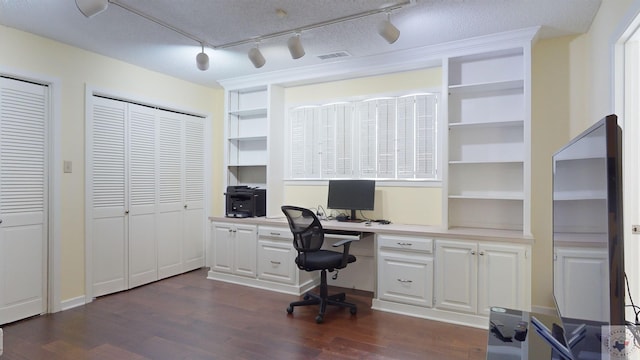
0;0;602;88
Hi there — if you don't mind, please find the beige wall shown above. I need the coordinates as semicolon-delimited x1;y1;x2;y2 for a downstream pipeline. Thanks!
0;25;223;302
529;0;634;310
283;68;443;226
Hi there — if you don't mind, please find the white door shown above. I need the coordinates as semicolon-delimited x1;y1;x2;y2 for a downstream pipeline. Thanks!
477;243;526;315
128;104;158;288
435;240;477;313
0;78;48;324
156;111;184;279
89;97;127;297
183;116;205;272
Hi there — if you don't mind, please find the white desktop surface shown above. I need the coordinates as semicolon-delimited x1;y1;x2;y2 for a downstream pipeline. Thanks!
209;216;533;244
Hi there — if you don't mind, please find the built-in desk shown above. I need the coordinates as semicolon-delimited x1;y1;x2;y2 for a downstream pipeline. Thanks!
208;216;533;328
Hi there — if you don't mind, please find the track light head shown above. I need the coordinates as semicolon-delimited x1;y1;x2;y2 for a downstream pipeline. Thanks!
196;44;209;71
248;46;266;68
378;14;400;44
76;0;108;18
287;34;305;60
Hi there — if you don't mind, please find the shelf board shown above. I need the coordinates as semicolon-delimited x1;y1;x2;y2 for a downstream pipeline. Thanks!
449;193;524;200
449;160;524;165
228;107;268;117
449;119;524;129
227;163;267;167
228;136;267;141
449;79;524;94
553;191;606;201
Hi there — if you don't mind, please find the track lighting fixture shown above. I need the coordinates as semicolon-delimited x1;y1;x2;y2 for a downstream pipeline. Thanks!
248;43;266;68
378;13;400;44
76;0;409;70
287;34;305;60
76;0;108;18
196;43;209;71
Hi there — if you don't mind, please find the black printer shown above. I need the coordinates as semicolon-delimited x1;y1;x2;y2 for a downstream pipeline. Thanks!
225;186;266;218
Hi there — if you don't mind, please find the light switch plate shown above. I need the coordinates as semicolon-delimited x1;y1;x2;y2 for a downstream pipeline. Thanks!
63;160;72;173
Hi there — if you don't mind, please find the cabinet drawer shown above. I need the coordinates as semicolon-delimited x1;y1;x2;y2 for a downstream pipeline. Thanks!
378;235;433;253
258;240;295;284
378;251;433;307
258;226;291;241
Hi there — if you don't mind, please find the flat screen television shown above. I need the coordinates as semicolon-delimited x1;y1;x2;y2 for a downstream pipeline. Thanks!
536;114;625;359
327;179;375;222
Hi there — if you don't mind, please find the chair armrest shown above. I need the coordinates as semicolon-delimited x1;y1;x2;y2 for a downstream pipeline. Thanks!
331;238;356;267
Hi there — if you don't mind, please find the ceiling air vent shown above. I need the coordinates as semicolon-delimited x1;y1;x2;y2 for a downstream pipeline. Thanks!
317;51;351;60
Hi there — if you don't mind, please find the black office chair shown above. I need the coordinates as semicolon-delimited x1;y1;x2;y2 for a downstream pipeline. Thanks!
281;205;358;323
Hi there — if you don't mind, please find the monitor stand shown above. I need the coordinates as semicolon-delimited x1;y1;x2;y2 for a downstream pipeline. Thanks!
348;209;365;222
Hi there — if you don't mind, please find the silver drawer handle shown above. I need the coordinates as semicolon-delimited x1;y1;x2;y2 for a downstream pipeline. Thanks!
397;242;413;246
397;279;413;283
270;232;281;236
270;261;281;265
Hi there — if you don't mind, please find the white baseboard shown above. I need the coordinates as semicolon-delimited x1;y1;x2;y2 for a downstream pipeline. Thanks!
60;295;86;311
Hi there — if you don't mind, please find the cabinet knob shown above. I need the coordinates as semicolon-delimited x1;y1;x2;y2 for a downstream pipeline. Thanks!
184;204;188;209
270;232;281;236
0;219;3;224
479;251;485;256
228;229;233;233
470;250;476;255
125;210;129;215
270;260;281;265
397;242;412;246
397;279;413;283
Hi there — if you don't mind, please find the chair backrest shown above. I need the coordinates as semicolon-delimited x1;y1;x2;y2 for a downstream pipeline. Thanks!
281;206;324;253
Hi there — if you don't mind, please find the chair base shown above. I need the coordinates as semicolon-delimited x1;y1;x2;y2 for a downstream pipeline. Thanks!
286;270;357;324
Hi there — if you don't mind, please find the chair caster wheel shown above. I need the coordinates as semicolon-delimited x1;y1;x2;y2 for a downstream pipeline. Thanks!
350;307;357;315
286;305;294;314
303;294;310;300
315;315;323;324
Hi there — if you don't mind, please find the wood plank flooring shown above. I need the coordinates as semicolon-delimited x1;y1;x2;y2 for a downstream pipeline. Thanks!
1;268;488;359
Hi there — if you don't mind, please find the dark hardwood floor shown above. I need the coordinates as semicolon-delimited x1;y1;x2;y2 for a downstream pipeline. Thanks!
2;268;488;359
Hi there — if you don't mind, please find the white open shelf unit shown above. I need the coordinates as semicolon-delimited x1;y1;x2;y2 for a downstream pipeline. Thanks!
445;45;531;235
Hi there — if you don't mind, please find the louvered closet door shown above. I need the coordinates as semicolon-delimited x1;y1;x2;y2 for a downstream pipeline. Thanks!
128;104;158;288
0;78;48;325
90;97;127;297
156;111;184;279
183;115;205;271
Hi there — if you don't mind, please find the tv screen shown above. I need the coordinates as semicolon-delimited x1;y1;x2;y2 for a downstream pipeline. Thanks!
327;179;375;221
549;114;625;357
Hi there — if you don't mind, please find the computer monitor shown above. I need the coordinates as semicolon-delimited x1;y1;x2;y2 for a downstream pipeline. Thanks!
327;180;375;221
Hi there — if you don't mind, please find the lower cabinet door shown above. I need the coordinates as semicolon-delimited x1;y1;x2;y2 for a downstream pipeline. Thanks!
378;250;433;307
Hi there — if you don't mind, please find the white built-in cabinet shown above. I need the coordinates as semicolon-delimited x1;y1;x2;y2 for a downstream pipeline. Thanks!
211;222;257;277
377;235;434;308
224;85;284;217
208;221;316;294
257;226;297;284
87;96;206;298
554;246;608;322
434;240;530;317
445;43;532;235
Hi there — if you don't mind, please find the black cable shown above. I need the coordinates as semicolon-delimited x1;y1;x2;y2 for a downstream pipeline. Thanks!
625;272;640;324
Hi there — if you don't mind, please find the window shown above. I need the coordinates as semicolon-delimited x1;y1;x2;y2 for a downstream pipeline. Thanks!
288;93;438;180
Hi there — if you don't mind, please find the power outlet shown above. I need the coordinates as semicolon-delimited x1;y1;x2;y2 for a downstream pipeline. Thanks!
633;225;640;234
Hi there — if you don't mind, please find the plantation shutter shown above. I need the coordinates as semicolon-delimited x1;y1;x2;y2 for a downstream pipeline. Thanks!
358;101;377;177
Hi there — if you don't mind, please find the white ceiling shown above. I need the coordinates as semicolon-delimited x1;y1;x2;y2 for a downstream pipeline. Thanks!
0;0;601;89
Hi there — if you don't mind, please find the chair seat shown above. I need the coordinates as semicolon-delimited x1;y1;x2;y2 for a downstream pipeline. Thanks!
295;250;356;271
